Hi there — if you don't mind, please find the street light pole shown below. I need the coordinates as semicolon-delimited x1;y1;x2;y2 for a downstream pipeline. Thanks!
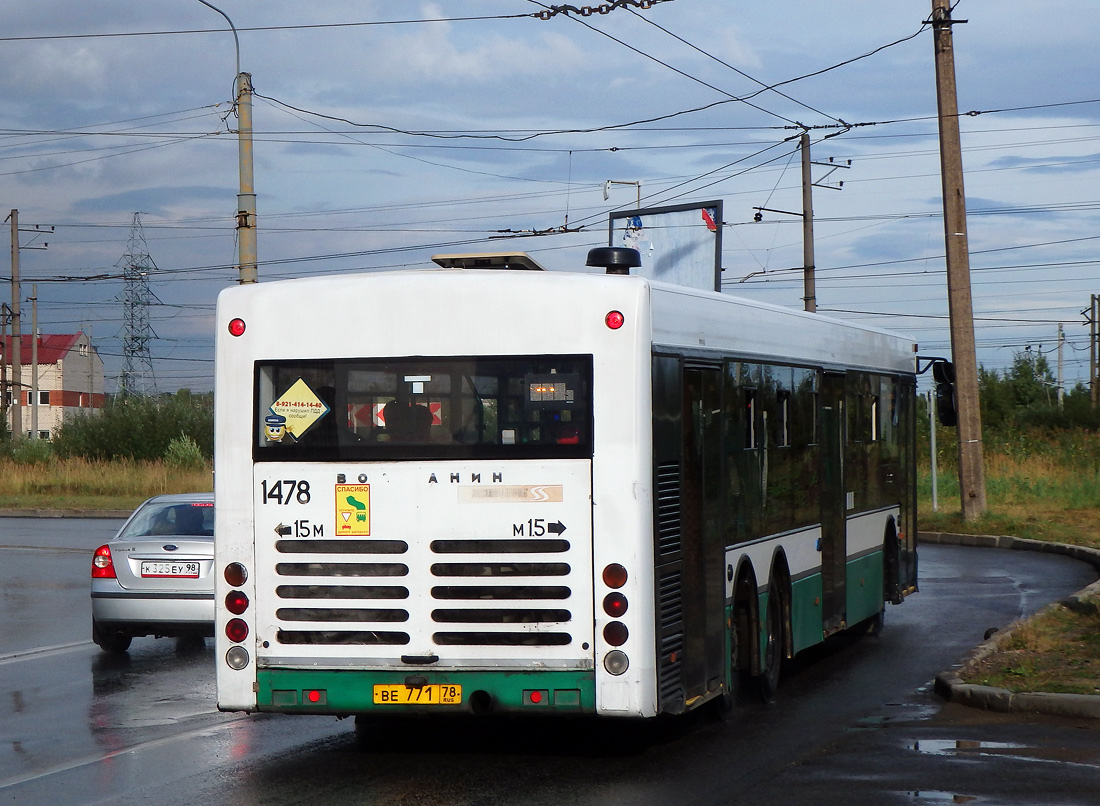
197;0;257;284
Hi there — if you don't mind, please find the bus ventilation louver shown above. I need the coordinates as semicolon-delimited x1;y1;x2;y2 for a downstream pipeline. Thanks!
270;535;575;648
657;569;685;708
427;538;573;647
273;539;412;645
655;463;682;558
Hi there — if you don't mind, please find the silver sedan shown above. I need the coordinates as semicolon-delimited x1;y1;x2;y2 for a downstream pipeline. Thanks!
90;493;215;652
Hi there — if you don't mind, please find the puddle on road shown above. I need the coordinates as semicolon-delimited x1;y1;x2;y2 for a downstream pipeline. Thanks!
906;737;1100;770
903;792;978;804
909;739;1024;757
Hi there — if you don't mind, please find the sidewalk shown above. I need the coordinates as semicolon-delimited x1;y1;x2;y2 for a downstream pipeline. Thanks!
920;530;1100;719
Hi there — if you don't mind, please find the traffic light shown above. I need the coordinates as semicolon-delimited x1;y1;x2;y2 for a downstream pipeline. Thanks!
932;360;957;427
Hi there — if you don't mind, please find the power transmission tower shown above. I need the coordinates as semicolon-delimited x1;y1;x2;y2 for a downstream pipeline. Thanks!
117;213;160;397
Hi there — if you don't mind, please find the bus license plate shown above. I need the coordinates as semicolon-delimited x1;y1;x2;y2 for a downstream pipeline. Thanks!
373;684;462;705
140;561;200;578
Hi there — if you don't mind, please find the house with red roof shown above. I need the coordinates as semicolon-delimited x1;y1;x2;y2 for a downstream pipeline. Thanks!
2;332;105;439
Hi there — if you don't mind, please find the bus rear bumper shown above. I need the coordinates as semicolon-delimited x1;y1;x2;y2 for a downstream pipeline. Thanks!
255;667;596;716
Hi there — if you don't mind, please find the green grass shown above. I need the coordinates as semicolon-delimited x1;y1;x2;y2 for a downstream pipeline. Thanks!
0;457;213;511
918;444;1100;548
961;601;1100;695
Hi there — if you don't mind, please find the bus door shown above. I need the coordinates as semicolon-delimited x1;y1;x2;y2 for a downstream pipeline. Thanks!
819;372;847;635
680;365;725;701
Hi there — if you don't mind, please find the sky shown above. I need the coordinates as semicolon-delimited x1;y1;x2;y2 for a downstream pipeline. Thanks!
2;0;1099;396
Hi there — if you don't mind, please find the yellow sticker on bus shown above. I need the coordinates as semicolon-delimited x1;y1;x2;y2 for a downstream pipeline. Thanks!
335;484;370;535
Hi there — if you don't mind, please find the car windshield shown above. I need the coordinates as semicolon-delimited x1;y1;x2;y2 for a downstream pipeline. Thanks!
120;500;214;538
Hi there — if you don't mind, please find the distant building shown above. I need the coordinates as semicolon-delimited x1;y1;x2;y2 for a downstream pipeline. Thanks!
2;332;105;439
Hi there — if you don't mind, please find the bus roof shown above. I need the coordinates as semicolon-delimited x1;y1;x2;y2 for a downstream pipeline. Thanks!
217;268;916;375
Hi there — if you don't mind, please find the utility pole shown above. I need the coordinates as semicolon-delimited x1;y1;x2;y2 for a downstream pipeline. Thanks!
30;284;38;439
1057;323;1064;409
0;304;8;436
800;132;816;313
236;71;257;284
197;1;256;284
8;210;21;441
931;0;986;520
753;135;847;313
1090;294;1098;409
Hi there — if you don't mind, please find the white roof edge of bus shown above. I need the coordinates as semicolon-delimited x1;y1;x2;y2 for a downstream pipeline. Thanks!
647;276;918;345
430;252;547;271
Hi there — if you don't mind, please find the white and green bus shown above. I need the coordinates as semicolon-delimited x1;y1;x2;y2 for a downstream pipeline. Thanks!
213;248;917;720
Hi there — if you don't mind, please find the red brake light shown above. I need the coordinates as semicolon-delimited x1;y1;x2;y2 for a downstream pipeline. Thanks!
226;618;249;643
225;591;249;615
92;545;116;579
605;310;625;330
228;317;246;337
603;592;628;617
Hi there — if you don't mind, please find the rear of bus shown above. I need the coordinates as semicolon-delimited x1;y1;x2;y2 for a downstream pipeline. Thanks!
214;267;659;719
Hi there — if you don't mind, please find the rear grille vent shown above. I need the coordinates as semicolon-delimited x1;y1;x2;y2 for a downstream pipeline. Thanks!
655;463;682;558
657;569;685;709
269;535;578;649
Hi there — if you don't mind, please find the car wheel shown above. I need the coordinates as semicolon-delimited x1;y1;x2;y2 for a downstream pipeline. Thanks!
92;618;132;653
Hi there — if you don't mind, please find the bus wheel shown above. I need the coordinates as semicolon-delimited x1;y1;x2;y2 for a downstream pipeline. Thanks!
760;581;784;703
715;616;742;719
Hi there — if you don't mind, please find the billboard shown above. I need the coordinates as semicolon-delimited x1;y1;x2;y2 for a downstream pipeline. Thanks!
608;200;723;292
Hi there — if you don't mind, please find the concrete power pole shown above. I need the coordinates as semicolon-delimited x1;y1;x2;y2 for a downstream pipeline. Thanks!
7;210;20;441
800;132;816;313
236;71;257;284
1091;294;1098;408
931;0;986;519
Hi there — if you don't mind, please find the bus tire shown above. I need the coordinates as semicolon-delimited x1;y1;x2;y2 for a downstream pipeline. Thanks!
759;579;785;703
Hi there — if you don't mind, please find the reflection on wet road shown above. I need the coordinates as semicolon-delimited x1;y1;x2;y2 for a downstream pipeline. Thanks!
2;518;1099;805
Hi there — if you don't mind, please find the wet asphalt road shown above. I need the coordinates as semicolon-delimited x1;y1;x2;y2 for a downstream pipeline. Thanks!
2;517;1099;805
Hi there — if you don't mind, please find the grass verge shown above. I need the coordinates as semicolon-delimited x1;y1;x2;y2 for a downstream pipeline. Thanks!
0;457;213;511
922;443;1100;696
960;598;1100;695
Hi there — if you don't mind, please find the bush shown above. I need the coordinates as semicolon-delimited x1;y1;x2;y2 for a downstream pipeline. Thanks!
11;438;53;465
164;434;206;470
53;391;213;462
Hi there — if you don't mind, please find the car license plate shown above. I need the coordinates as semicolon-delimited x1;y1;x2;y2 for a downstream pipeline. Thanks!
140;561;200;578
373;684;462;705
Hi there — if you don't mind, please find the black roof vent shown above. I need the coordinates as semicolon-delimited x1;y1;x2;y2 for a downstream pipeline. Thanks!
586;247;641;275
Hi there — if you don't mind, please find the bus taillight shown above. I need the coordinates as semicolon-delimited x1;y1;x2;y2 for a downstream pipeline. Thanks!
603;592;628;617
228;318;246;337
226;618;249;643
225;590;249;615
605;310;625;330
602;563;627;588
224;562;248;586
603;622;629;646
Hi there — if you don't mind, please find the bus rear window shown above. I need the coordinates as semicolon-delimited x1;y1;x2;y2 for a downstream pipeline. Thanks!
254;355;593;461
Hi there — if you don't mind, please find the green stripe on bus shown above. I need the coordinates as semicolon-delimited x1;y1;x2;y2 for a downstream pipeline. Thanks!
790;574;824;654
846;550;885;626
256;668;596;714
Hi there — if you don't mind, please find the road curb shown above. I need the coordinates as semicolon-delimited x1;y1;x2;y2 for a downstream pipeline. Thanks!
920;531;1100;719
0;509;131;519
